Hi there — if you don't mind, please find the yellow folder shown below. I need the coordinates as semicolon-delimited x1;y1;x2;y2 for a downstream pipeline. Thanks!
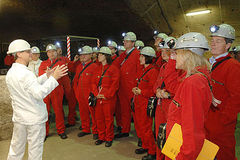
161;123;219;160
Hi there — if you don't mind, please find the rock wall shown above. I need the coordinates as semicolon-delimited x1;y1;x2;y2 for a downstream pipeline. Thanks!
0;75;13;140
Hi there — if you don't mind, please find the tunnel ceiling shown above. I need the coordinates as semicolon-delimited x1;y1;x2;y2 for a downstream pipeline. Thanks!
0;0;240;45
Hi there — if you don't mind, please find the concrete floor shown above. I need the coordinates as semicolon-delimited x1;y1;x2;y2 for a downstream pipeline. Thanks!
1;109;239;160
0;122;144;160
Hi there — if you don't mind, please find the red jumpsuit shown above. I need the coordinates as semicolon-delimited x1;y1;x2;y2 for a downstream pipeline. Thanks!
57;56;77;125
4;55;15;67
91;64;120;141
165;67;212;160
153;51;164;70
39;59;66;135
113;48;141;134
111;54;121;128
153;62;176;160
134;64;158;155
205;54;240;160
73;61;98;134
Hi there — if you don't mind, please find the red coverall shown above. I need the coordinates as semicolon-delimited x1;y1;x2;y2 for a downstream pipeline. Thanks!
134;64;158;155
4;55;15;66
91;64;120;141
153;51;164;70
38;59;66;135
153;63;175;160
57;56;77;125
111;54;121;128
113;48;141;134
73;61;98;134
205;54;240;160
165;67;212;160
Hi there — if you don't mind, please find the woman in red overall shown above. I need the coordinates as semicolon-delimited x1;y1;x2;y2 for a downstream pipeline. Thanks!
91;47;120;147
165;32;212;160
153;37;177;160
132;46;158;160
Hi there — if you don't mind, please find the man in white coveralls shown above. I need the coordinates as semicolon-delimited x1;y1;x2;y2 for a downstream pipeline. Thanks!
6;39;68;160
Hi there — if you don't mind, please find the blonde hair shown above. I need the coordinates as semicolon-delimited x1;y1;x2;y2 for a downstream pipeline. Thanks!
176;49;211;77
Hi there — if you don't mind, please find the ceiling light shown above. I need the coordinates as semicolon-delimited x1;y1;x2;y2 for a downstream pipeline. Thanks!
186;10;211;16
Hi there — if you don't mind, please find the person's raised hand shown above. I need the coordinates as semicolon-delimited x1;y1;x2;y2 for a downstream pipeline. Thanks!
52;65;68;80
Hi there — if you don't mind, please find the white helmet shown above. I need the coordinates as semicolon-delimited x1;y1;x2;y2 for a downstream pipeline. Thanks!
80;45;93;54
210;24;235;40
93;47;100;53
175;32;209;56
140;46;156;57
31;46;40;54
118;45;126;51
154;33;168;41
107;40;117;48
135;40;145;47
55;42;61;49
163;37;176;49
7;39;31;54
46;44;56;51
123;32;137;41
99;46;112;55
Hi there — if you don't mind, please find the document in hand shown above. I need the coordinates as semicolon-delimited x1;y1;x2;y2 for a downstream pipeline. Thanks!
161;123;219;160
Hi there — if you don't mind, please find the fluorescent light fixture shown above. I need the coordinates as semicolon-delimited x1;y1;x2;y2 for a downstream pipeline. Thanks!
186;10;211;16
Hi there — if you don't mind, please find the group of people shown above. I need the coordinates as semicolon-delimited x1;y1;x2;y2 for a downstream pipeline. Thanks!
5;23;240;160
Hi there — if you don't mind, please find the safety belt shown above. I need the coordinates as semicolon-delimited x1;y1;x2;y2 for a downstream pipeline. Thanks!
77;62;93;86
97;65;111;87
120;49;134;66
211;56;231;72
137;67;153;87
49;59;59;69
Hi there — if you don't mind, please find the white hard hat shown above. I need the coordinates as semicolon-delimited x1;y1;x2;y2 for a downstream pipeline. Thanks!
55;42;61;48
107;40;117;48
210;24;235;40
7;39;31;54
31;46;40;54
154;33;168;41
175;32;209;56
123;32;137;41
163;37;176;49
140;46;156;57
135;40;145;47
99;46;112;55
80;45;93;54
118;45;126;51
93;47;100;53
46;44;56;51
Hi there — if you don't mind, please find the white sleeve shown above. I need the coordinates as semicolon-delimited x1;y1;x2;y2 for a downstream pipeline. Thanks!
23;73;59;100
37;73;48;84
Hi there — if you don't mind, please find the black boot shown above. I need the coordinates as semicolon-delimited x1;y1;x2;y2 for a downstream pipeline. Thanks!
65;123;75;128
95;139;105;145
105;141;113;147
135;148;148;154
114;133;129;139
142;154;156;160
77;132;90;137
58;133;68;139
